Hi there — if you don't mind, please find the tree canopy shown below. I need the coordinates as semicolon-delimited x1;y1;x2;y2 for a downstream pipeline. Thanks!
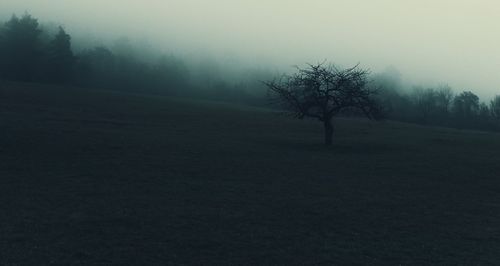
45;27;75;83
1;13;42;81
265;63;382;145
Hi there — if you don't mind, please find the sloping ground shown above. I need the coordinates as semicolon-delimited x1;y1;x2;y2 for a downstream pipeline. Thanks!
1;82;500;265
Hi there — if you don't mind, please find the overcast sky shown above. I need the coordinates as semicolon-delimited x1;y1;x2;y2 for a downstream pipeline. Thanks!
1;0;499;98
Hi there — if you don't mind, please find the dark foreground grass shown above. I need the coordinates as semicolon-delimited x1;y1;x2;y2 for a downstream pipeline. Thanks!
1;83;500;265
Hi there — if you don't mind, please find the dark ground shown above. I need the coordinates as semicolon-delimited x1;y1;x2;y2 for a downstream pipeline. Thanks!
1;82;500;265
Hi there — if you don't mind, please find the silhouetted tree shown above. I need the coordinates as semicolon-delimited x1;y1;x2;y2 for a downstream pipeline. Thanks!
75;46;116;87
1;13;42;81
45;27;75;83
372;67;411;119
453;91;479;119
113;55;152;92
490;96;500;120
411;86;437;123
264;63;382;146
435;85;454;116
479;102;490;118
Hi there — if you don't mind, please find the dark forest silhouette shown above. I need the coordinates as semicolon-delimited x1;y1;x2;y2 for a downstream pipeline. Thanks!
0;13;263;104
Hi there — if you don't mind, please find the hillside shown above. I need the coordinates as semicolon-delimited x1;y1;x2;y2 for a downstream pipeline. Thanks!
1;82;500;265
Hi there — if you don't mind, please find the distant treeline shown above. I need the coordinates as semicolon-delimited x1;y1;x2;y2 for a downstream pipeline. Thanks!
372;69;500;131
1;13;499;132
0;13;268;104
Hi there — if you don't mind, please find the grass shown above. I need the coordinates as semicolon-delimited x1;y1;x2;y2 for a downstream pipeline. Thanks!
1;82;500;265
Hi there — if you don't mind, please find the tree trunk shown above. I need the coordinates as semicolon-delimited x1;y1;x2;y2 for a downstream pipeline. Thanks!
324;118;334;146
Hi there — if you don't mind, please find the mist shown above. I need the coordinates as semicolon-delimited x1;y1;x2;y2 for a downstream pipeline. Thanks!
4;2;500;264
1;0;499;99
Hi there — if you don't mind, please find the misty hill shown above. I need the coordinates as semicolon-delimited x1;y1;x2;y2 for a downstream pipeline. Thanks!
1;82;500;264
2;13;500;134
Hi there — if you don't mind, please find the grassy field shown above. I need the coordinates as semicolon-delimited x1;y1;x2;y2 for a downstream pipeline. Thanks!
1;82;500;265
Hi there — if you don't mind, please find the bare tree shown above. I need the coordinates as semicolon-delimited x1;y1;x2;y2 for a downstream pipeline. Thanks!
411;86;437;123
453;91;479;119
435;84;454;115
264;63;382;146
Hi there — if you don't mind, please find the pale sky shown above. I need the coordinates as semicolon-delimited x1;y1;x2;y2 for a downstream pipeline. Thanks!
1;0;500;98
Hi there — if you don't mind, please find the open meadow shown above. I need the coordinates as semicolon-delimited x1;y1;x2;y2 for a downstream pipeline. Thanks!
1;83;500;265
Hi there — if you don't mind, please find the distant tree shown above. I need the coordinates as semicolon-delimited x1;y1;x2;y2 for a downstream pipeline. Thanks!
113;54;151;92
372;66;402;93
490;96;500;120
411;86;437;123
372;67;409;118
453;91;479;119
479;102;490;118
76;46;155;93
435;85;454;115
264;63;382;146
75;46;116;87
1;13;42;81
45;27;75;83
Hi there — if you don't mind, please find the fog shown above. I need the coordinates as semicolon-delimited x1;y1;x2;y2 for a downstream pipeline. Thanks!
1;0;499;98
